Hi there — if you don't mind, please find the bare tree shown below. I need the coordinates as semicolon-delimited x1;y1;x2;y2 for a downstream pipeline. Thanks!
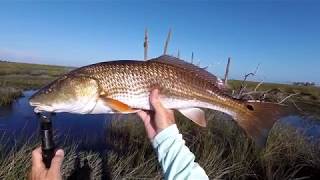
223;57;231;85
144;28;148;60
191;52;194;64
163;29;172;55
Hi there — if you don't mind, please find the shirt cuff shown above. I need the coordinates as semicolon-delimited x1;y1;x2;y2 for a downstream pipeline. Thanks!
152;124;179;148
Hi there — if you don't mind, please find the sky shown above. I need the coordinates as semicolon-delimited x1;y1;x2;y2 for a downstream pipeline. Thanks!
0;1;319;84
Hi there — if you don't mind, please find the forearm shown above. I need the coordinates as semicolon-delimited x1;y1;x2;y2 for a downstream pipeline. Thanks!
152;124;208;180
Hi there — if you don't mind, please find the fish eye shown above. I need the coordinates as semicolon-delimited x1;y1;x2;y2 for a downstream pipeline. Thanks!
246;104;254;111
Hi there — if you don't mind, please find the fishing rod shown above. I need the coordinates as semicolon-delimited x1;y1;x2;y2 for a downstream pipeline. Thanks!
39;114;55;169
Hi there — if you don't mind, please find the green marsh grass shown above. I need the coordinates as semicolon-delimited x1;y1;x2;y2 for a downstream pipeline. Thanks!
0;61;71;106
0;87;23;106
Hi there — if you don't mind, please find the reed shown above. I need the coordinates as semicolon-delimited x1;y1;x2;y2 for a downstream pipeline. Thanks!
0;87;23;106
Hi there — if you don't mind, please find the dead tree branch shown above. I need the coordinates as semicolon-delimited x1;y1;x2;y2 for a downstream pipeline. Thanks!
163;28;172;55
240;63;260;86
144;28;148;60
254;81;264;91
191;52;194;64
223;57;231;85
278;92;299;104
291;100;303;111
242;90;268;96
237;63;261;98
237;84;248;98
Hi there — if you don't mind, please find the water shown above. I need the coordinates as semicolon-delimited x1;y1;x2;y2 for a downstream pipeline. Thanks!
0;91;320;151
279;116;320;142
0;90;112;151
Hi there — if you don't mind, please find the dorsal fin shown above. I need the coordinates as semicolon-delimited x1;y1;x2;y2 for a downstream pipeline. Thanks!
149;55;227;90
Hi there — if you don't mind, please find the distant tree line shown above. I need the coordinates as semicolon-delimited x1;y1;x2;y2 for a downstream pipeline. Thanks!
293;81;316;86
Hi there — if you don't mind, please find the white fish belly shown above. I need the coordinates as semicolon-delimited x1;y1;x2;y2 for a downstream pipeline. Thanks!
110;93;235;117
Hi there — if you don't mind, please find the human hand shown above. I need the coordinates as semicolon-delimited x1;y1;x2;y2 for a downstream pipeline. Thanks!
29;147;64;180
137;89;175;140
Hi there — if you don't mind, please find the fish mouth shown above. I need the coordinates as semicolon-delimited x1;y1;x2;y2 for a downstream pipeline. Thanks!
29;101;41;107
33;106;54;113
29;100;54;112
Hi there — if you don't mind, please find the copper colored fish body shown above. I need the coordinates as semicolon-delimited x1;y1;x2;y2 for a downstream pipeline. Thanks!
30;55;288;146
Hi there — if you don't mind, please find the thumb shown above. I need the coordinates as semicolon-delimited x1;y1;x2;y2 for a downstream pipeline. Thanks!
49;149;64;175
150;89;165;112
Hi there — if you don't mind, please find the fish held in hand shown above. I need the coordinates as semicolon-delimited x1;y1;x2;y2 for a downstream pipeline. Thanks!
29;55;289;146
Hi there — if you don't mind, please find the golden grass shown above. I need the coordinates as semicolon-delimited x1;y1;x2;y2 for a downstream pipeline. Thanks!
0;112;319;179
102;112;320;179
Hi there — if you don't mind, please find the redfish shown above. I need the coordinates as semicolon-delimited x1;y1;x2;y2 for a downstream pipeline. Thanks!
29;55;288;146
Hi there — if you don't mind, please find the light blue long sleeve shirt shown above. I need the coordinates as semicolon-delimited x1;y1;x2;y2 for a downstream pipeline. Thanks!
152;124;209;180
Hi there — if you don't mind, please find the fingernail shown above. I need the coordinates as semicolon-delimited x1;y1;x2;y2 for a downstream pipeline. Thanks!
55;149;64;156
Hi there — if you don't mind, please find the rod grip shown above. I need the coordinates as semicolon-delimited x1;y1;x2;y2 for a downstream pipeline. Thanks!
40;117;55;169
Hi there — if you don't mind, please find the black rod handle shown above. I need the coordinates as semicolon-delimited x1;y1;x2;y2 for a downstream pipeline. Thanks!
40;116;55;169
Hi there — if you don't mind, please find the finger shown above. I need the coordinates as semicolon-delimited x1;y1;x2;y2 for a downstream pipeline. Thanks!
137;110;148;121
150;89;166;113
137;110;152;126
31;146;45;170
143;118;157;139
49;149;64;175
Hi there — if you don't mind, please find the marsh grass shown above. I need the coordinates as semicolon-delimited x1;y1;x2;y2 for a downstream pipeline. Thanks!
0;61;71;90
102;112;320;179
0;133;102;180
0;87;23;106
0;61;71;77
228;80;320;119
228;80;320;98
0;61;71;106
0;111;319;179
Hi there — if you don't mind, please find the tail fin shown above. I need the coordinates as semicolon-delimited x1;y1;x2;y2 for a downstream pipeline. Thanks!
234;101;291;147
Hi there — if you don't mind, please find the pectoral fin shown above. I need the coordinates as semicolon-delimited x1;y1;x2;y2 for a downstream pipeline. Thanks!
178;108;207;127
99;95;135;113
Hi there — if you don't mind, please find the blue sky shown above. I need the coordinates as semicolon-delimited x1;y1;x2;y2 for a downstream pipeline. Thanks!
0;1;319;84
